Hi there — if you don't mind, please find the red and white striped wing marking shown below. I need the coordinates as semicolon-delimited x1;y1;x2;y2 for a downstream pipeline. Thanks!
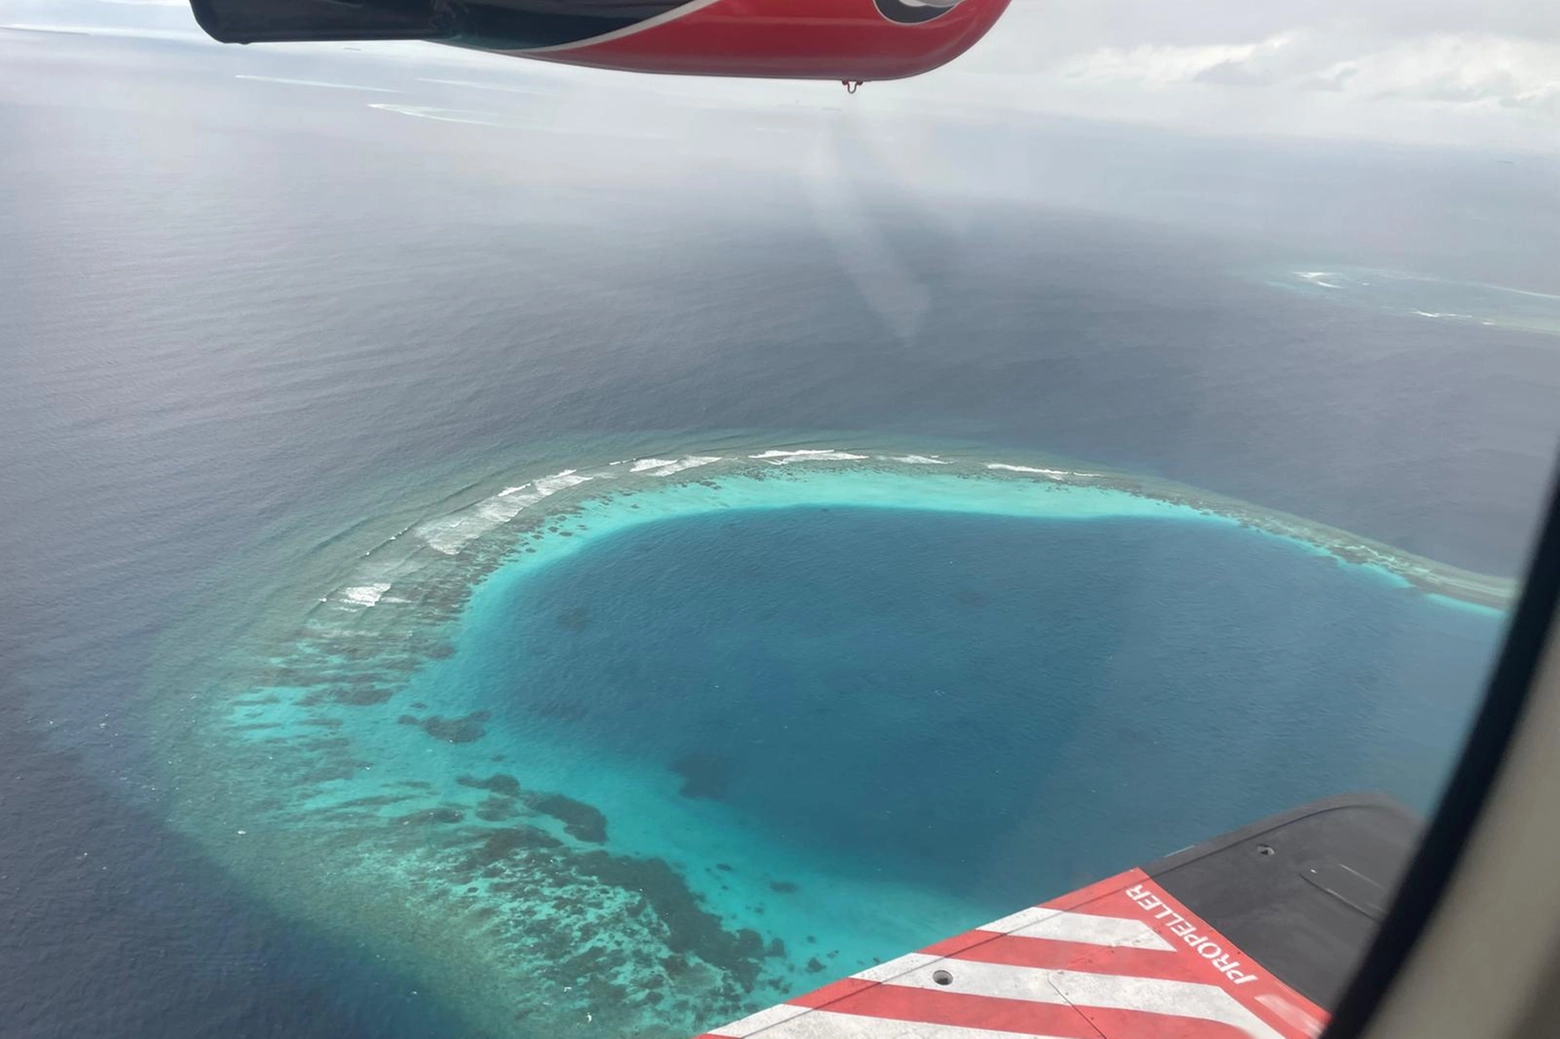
696;869;1327;1039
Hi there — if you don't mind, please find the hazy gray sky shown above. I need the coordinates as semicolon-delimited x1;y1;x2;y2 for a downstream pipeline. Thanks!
3;0;1558;151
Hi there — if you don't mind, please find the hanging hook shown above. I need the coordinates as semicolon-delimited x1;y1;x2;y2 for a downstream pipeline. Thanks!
842;80;862;94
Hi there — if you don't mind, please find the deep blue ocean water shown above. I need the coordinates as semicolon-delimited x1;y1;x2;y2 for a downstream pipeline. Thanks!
2;26;1558;1039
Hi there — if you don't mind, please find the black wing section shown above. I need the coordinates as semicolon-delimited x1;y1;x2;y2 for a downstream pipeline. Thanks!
189;0;682;49
1146;792;1420;1009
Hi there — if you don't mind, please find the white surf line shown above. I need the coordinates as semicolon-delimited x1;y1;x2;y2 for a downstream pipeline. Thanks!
490;470;595;515
881;454;949;464
1294;271;1341;289
749;449;868;465
406;449;1107;567
354;449;928;609
986;462;1101;479
986;463;1073;480
629;456;722;476
235;75;400;93
302;442;1509;677
417;469;593;554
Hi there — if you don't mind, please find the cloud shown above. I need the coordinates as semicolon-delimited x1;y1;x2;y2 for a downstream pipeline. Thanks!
1323;35;1560;111
1051;32;1301;88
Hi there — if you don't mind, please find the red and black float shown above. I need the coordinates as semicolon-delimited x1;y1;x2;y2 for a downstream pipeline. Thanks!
188;0;1013;82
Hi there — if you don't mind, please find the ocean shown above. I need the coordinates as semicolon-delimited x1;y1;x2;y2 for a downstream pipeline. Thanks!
3;25;1559;1039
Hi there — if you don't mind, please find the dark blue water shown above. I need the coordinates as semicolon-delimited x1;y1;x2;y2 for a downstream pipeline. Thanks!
2;27;1557;1039
0;689;478;1039
493;508;1498;911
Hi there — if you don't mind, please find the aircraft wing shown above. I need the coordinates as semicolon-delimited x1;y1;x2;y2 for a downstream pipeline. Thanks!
699;795;1417;1039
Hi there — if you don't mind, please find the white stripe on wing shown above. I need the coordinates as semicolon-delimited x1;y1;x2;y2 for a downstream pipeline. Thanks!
977;909;1175;951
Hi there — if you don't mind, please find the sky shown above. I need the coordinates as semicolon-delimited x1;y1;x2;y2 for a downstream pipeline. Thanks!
1;0;1558;153
967;0;1560;150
